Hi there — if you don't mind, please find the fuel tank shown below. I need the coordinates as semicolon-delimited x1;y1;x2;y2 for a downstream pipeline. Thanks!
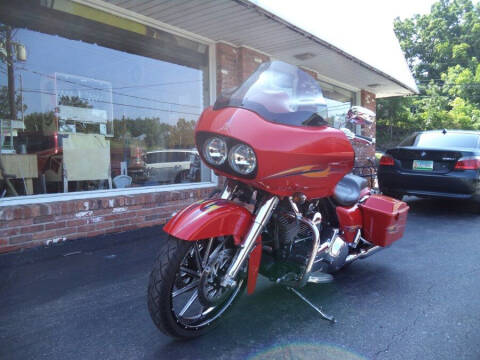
196;107;355;199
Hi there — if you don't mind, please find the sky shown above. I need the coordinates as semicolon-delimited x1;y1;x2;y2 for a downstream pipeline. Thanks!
251;0;440;92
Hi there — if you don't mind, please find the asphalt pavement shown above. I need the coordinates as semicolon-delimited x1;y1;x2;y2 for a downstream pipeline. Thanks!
1;197;479;360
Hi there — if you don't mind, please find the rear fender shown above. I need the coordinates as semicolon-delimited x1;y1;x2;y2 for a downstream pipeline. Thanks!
163;199;262;294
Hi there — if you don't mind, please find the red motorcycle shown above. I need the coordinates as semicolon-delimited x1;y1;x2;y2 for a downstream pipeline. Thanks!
147;61;409;339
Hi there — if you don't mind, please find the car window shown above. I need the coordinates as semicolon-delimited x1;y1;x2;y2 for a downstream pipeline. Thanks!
146;151;195;163
398;133;417;147
401;132;480;148
170;152;188;162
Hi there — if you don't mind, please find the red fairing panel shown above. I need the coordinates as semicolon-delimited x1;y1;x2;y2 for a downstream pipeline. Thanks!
163;199;253;244
196;107;354;199
336;205;363;243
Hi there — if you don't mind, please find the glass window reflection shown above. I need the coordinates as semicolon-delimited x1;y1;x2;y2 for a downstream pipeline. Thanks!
0;20;210;197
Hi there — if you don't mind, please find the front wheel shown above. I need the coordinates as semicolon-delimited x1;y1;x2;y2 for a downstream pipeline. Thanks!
147;236;245;339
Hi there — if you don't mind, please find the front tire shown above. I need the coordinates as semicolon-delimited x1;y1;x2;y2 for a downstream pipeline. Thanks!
147;236;244;339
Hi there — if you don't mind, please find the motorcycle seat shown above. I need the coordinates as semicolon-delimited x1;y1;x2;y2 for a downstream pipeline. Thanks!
333;173;368;207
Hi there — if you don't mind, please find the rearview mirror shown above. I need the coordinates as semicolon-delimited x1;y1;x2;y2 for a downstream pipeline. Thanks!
346;106;375;125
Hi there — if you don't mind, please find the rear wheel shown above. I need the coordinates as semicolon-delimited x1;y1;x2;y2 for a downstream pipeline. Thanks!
147;236;245;339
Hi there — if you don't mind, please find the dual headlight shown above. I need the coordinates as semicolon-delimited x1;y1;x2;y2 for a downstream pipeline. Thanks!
203;137;257;175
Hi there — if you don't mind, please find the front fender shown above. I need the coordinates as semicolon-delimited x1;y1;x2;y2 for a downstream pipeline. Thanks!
163;199;253;244
163;199;261;294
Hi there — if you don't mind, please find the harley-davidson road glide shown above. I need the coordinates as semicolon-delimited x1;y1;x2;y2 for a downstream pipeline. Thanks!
147;61;409;339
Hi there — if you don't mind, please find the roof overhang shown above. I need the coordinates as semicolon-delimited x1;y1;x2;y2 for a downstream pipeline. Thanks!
82;0;418;97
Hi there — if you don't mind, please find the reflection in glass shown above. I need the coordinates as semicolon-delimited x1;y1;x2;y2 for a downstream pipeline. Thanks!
319;80;358;134
0;20;210;197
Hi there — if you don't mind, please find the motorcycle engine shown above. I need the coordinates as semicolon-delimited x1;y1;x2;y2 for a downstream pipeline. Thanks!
275;211;315;263
275;210;348;274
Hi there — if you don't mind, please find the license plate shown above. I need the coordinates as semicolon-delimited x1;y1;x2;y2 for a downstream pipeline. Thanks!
413;160;433;171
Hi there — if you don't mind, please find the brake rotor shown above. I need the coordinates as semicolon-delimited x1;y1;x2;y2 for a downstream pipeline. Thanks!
198;249;235;307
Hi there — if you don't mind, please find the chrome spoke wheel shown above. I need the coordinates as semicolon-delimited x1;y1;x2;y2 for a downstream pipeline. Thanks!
170;237;244;329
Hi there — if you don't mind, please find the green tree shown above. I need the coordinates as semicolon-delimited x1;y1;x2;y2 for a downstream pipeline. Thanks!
167;118;196;149
0;86;26;120
23;111;55;133
58;95;93;108
112;117;172;150
377;0;480;148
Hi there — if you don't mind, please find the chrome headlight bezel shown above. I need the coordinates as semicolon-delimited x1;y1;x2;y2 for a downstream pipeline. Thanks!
228;143;257;175
196;132;258;178
203;137;227;166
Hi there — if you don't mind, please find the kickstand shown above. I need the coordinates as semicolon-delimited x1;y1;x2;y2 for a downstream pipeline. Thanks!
286;286;336;323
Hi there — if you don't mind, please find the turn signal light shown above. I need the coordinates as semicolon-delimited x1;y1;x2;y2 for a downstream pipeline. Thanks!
379;155;395;166
454;157;480;170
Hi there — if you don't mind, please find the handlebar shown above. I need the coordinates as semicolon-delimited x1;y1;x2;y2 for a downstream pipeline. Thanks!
339;127;375;145
355;134;375;145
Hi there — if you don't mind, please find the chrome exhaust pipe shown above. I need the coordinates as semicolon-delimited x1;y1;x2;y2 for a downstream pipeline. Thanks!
285;201;322;287
345;245;382;265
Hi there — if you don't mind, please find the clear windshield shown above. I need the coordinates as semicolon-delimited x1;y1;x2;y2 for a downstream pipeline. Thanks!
214;61;328;127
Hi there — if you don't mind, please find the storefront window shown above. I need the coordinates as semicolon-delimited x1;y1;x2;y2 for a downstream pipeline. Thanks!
0;2;210;197
319;80;359;134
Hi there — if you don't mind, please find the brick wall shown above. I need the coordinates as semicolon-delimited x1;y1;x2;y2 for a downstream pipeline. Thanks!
238;47;269;82
216;42;240;96
353;90;377;168
216;43;270;96
0;188;213;254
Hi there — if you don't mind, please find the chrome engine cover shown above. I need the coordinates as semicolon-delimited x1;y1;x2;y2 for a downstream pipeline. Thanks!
312;231;349;274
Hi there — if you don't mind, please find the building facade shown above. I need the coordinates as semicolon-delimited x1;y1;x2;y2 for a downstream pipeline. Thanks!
0;0;416;253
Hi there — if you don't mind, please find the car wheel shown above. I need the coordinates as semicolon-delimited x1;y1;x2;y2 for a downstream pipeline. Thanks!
174;170;190;184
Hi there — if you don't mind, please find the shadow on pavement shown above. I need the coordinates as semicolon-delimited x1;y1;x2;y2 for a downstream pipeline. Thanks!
151;261;400;359
404;196;479;216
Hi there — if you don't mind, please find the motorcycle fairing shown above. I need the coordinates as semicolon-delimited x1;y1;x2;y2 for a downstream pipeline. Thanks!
196;107;354;199
163;198;262;294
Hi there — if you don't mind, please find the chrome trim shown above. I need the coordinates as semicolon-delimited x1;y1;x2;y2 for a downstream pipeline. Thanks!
312;212;322;226
220;182;237;200
221;195;279;287
287;287;336;323
351;229;362;248
288;196;301;216
300;216;320;285
285;212;322;286
358;195;370;203
345;244;382;264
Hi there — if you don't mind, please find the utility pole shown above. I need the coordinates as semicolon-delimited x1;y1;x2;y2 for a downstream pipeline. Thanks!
5;27;16;120
19;73;24;124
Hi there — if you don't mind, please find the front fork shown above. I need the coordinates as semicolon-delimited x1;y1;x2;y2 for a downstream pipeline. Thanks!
220;187;279;287
220;182;237;200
